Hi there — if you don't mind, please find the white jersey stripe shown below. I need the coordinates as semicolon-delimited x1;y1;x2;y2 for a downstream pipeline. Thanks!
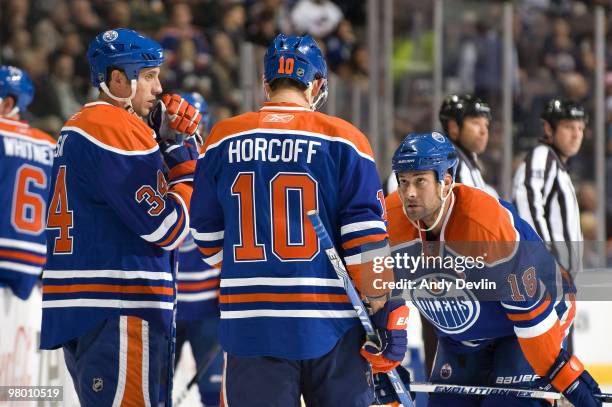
178;269;220;281
42;269;173;281
220;277;343;288
42;299;175;310
140;210;178;243
0;238;47;254
0;261;42;275
112;316;128;407
191;229;224;241
220;309;356;319
340;221;386;236
513;311;558;339
177;291;218;302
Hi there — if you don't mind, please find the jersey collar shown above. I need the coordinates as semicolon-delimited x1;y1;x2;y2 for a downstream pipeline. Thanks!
260;102;312;112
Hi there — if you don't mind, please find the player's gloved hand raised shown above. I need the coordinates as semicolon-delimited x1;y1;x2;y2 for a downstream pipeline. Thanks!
540;349;602;407
159;134;200;183
148;94;202;141
373;365;414;406
360;298;408;373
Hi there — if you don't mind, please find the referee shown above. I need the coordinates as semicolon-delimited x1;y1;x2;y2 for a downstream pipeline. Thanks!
513;98;586;351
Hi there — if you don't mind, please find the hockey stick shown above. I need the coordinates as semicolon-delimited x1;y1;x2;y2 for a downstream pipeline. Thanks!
307;210;414;407
411;382;612;403
174;342;222;407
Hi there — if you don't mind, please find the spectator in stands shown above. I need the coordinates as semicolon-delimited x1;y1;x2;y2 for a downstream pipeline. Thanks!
290;0;344;39
157;2;210;70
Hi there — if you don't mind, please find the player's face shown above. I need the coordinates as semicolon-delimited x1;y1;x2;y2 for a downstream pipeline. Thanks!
397;171;443;222
553;119;585;159
133;67;162;117
459;116;489;154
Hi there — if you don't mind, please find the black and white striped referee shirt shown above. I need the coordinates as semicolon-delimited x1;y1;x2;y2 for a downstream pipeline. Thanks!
513;143;583;274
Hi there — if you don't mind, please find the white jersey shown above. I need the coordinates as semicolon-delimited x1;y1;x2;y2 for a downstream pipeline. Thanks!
513;143;582;274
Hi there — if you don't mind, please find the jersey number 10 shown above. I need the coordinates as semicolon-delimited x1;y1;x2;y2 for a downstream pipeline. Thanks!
232;172;318;262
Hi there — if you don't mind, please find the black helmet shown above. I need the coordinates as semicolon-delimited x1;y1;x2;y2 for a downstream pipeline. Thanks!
438;94;462;133
541;98;587;127
455;94;491;125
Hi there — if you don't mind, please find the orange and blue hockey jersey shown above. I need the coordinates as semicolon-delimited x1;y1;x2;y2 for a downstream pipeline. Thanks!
41;101;192;349
190;102;393;359
0;117;55;300
386;184;575;377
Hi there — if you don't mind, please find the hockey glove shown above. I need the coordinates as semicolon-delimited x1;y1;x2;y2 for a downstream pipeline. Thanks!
159;134;200;184
373;365;414;406
360;298;409;373
540;349;602;407
148;94;202;141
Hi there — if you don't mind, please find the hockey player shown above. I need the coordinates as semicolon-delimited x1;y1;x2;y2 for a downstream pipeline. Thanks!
513;99;586;279
190;34;408;406
0;65;55;300
40;29;202;406
174;91;223;406
386;132;601;406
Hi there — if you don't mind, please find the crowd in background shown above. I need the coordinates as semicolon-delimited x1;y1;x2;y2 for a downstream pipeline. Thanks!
2;0;612;261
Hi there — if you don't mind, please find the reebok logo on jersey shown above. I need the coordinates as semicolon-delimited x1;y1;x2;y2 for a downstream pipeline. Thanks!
262;113;294;123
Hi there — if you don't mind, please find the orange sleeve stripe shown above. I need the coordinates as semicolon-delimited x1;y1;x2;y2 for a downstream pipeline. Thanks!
43;284;173;296
198;246;222;256
169;160;196;180
507;294;552;322
516;320;564;375
157;209;185;247
169;183;193;209
178;279;220;292
219;293;350;304
0;249;46;265
342;233;388;250
124;316;145;406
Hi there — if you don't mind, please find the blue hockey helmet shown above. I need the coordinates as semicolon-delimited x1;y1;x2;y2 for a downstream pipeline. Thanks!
264;34;328;109
0;65;34;114
179;91;209;128
87;28;164;88
392;132;459;182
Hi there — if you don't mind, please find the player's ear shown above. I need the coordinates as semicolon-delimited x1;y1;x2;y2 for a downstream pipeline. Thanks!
447;120;459;140
542;120;554;143
311;79;323;98
262;79;272;101
0;96;16;116
108;69;129;93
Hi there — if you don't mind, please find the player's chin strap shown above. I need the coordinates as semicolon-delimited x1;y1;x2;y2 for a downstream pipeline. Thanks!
311;79;328;111
99;79;137;114
402;181;455;233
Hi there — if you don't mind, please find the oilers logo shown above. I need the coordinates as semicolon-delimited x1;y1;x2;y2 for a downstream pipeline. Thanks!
409;273;480;334
102;30;119;42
